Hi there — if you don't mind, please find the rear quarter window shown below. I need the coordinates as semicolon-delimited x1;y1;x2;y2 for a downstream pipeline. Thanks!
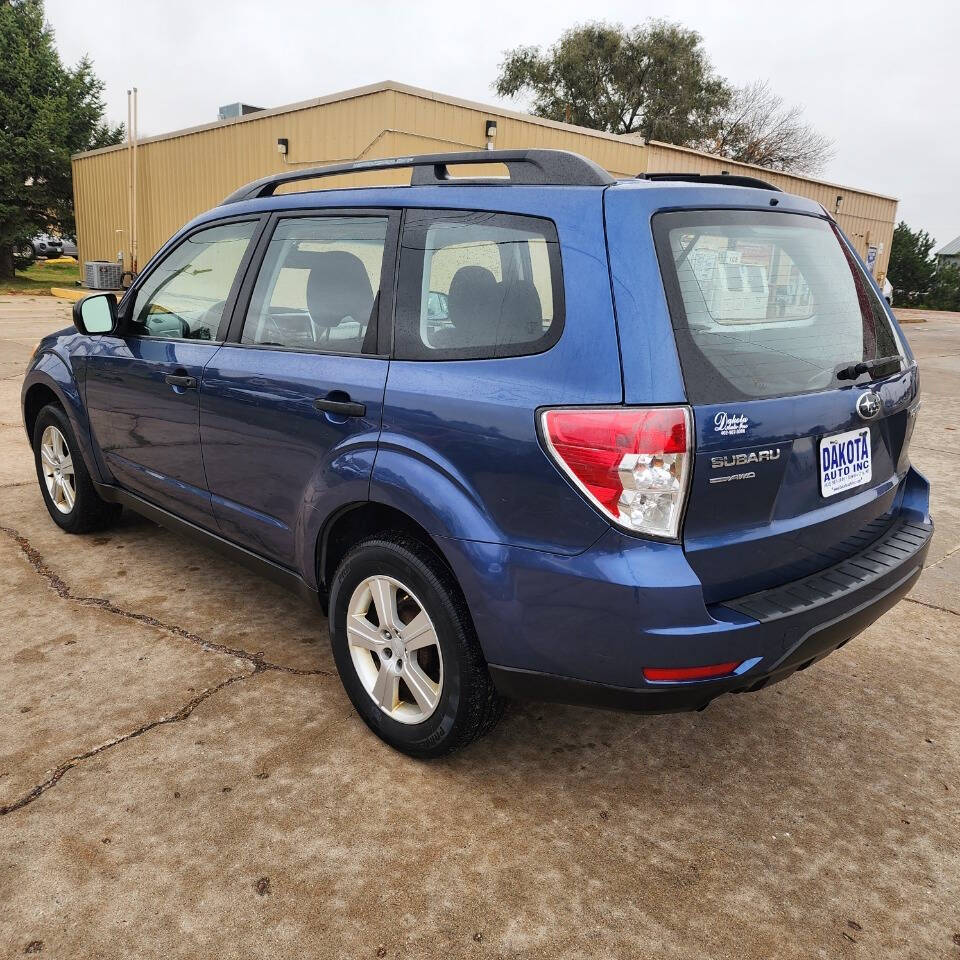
394;210;564;361
653;210;901;403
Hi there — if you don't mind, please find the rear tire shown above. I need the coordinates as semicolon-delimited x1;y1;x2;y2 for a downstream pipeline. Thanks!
32;403;121;533
329;532;503;757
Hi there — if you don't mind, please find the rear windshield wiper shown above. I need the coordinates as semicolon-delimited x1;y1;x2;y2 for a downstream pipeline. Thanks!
836;355;902;382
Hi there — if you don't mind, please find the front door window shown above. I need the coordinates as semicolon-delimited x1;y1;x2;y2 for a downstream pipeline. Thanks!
130;221;257;340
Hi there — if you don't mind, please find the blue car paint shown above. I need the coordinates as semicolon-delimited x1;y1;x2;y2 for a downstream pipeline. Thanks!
200;346;388;574
22;337;105;483
604;184;922;602
83;336;223;529
683;368;917;602
441;465;929;687
374;188;622;556
21;174;933;703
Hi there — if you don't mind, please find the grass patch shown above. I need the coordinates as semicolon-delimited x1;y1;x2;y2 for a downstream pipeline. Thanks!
1;259;81;295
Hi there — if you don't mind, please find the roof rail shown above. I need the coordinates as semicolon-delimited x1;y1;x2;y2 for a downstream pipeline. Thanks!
222;149;614;204
637;172;782;192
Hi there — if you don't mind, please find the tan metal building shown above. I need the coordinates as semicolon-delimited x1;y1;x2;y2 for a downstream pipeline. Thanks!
72;80;898;278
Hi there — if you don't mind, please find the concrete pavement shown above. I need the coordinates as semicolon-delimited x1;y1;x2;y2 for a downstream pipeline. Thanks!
1;296;958;959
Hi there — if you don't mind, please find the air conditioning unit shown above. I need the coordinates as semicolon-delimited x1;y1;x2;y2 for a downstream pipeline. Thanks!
84;260;122;290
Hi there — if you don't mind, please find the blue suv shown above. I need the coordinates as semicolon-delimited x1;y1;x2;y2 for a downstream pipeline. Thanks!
22;150;933;756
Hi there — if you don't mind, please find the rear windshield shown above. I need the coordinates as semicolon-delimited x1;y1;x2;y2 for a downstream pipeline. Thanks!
653;210;902;403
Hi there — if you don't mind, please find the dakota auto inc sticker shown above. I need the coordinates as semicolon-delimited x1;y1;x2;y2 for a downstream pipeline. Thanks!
713;412;749;436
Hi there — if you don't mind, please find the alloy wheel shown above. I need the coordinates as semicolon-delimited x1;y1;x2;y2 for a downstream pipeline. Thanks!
346;575;444;724
40;425;76;514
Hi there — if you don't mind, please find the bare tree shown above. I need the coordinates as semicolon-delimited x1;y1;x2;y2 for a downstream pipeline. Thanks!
702;80;834;175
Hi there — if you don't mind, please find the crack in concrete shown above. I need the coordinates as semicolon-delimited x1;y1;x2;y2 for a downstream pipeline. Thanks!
0;521;339;816
0;523;333;679
0;525;333;677
0;672;252;816
905;596;960;618
927;541;960;570
912;443;960;459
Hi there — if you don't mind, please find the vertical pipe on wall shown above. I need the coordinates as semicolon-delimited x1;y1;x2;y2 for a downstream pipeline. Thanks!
132;87;139;273
126;89;132;272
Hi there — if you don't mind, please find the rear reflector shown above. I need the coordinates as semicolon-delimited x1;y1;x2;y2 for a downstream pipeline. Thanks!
540;406;692;538
643;662;740;683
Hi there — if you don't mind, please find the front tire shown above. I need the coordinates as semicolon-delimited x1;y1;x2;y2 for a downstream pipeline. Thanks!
32;404;121;533
14;244;35;270
329;533;503;758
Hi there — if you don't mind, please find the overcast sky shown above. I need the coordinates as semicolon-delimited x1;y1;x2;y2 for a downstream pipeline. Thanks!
45;0;958;251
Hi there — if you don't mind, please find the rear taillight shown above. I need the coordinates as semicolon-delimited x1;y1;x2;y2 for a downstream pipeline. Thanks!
540;406;692;539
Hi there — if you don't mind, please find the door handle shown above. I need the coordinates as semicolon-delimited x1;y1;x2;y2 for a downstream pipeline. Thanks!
314;397;366;418
165;373;197;389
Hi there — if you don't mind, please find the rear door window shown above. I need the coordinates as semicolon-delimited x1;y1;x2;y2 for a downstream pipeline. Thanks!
653;210;901;402
240;216;389;354
394;210;564;360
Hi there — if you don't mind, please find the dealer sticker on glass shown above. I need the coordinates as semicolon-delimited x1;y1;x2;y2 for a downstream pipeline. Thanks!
820;427;872;498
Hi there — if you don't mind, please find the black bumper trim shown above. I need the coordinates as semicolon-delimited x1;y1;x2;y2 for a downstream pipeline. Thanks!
720;519;932;625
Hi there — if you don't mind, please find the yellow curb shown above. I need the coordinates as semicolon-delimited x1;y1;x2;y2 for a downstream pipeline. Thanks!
50;286;86;302
50;286;123;301
44;257;79;265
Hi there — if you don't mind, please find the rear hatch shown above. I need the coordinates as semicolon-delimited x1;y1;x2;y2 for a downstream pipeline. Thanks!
649;206;918;603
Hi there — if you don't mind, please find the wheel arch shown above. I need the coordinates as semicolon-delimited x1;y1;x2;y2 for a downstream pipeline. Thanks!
317;501;459;597
23;380;62;441
22;360;105;484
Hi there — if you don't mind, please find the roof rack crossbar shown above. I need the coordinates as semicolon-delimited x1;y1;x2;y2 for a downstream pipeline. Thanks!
637;172;782;192
223;149;614;203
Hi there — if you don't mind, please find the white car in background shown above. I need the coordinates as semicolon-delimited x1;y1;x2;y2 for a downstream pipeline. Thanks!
19;234;62;260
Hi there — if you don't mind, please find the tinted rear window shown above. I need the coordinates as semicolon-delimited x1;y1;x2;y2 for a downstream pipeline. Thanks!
653;210;901;403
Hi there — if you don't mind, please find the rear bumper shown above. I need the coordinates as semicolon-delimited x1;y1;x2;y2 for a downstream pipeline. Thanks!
490;519;929;711
448;467;933;712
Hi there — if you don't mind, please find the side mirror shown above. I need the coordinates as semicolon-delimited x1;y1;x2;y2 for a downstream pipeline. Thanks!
73;293;118;336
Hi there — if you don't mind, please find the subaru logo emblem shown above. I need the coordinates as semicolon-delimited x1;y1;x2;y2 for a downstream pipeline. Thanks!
856;391;882;421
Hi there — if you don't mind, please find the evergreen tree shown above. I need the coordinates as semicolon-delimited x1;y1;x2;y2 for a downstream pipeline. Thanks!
889;221;938;306
0;0;123;278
